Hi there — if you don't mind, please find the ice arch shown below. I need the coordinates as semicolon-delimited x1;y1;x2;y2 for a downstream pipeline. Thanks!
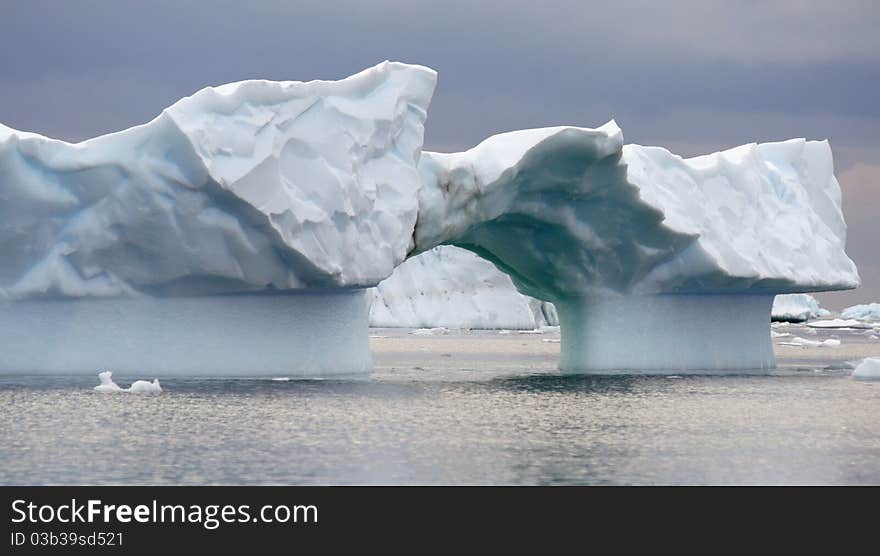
414;123;859;372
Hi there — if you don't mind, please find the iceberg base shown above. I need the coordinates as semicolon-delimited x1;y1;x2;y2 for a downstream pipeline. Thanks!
557;294;776;373
0;291;372;376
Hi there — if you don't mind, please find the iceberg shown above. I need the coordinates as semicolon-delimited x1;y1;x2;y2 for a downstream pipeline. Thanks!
369;245;557;329
0;61;437;376
0;61;859;376
771;294;830;322
94;371;161;393
415;123;859;371
841;303;880;322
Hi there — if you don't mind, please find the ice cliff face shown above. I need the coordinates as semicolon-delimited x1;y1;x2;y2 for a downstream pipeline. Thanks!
0;61;436;300
415;123;859;302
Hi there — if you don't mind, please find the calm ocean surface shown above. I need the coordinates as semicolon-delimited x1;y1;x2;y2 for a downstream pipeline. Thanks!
1;355;878;485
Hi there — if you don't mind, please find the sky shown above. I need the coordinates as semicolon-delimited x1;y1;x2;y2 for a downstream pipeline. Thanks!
1;1;877;309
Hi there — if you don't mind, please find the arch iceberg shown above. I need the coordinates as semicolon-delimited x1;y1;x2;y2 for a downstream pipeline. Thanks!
0;62;859;375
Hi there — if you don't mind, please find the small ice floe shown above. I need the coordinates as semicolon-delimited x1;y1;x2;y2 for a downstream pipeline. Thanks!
518;329;544;335
409;327;449;336
541;338;560;343
271;377;291;382
870;335;879;341
497;330;512;335
94;371;162;394
770;331;793;338
852;358;880;381
778;337;841;348
807;319;873;329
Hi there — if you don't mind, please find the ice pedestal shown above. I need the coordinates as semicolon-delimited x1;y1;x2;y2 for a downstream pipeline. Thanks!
556;294;775;373
0;290;371;376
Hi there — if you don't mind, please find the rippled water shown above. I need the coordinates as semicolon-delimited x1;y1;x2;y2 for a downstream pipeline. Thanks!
2;362;878;485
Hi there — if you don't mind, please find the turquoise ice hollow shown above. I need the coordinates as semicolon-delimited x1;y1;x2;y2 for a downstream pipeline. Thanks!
0;62;859;375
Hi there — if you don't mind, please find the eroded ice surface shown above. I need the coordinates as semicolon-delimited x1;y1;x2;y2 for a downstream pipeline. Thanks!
0;61;436;300
772;294;830;322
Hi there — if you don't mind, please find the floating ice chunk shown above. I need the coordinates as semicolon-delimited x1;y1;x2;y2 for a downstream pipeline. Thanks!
409;327;449;336
93;371;162;393
852;358;880;380
841;303;880;321
807;319;873;329
771;294;830;322
542;339;561;343
94;371;124;393
778;337;841;348
128;379;162;394
771;331;793;338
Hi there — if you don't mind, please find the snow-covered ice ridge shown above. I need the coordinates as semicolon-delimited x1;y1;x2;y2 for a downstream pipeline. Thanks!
416;123;858;371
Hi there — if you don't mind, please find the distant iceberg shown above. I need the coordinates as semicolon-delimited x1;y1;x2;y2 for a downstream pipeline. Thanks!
841;303;880;321
94;371;162;393
370;246;557;329
772;294;830;322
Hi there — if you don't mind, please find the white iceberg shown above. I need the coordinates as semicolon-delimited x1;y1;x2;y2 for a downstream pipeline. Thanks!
94;371;162;393
415;123;858;371
771;294;830;322
0;61;436;376
0;62;860;376
841;303;880;322
852;358;880;380
369;245;557;329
